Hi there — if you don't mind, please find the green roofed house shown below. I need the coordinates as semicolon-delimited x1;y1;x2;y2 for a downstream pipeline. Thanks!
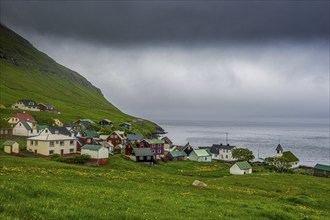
189;149;212;162
3;140;19;154
313;164;330;178
275;144;299;168
166;151;187;161
230;161;252;175
81;144;108;165
82;130;98;138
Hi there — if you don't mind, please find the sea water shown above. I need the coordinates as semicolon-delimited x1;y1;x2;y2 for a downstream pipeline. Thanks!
155;118;330;167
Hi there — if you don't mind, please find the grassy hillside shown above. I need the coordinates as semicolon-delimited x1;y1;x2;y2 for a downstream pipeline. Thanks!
0;152;329;220
0;23;158;134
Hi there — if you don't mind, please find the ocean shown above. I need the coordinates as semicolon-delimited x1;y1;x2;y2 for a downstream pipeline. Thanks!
155;118;330;167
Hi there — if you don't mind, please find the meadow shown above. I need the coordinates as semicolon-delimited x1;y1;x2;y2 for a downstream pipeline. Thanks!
0;152;329;220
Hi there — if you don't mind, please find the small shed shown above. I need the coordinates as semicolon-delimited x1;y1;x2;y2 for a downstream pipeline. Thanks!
3;140;20;154
131;148;154;163
189;149;212;162
230;161;252;175
166;151;187;161
313;164;330;178
81;144;109;165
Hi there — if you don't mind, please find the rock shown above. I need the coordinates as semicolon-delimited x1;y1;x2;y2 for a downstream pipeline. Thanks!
192;180;207;188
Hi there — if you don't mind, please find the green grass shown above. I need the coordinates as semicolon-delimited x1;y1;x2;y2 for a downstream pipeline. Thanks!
0;23;158;135
0;152;329;220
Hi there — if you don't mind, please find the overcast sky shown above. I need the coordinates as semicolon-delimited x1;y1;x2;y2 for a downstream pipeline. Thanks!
1;1;329;121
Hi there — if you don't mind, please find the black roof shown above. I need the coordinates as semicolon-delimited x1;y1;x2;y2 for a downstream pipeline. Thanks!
47;126;71;136
18;99;37;106
276;144;283;151
133;148;153;157
210;143;236;153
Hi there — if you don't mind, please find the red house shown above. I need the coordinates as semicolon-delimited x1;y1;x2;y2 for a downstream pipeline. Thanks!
140;139;165;159
107;131;127;146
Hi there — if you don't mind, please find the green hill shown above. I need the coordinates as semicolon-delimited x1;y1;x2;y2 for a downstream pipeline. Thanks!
0;23;158;134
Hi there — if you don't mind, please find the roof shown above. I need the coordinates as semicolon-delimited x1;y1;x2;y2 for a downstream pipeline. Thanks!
17;99;37;107
170;151;187;158
210;144;236;153
19;120;34;130
192;149;211;157
160;136;173;144
234;161;252;170
82;144;103;151
27;134;76;141
99;135;110;140
314;164;330;172
276;144;283;151
133;148;153;157
39;103;54;108
282;151;299;162
127;134;144;141
14;113;35;121
144;139;164;144
46;126;71;136
99;119;112;123
84;130;98;137
2;140;18;146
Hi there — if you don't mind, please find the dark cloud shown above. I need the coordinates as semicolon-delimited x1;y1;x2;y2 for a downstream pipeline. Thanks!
1;1;329;45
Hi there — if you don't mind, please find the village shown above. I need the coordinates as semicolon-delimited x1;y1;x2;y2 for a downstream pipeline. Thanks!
1;99;329;178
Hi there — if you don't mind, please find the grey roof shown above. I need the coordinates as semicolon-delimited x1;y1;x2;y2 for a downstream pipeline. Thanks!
17;99;37;107
133;148;153;157
276;144;283;151
47;126;71;136
127;134;144;141
210;144;236;153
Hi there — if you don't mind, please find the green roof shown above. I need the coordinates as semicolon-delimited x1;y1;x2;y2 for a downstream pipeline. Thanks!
82;144;103;151
84;130;98;137
282;151;299;162
193;149;211;157
314;164;330;172
170;151;187;157
2;140;18;146
235;161;252;170
20;120;32;130
144;139;164;144
38;125;48;130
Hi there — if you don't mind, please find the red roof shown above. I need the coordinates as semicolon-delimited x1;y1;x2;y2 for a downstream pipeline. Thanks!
15;113;35;121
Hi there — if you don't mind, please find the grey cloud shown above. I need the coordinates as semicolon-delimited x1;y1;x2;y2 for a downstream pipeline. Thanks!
1;1;329;45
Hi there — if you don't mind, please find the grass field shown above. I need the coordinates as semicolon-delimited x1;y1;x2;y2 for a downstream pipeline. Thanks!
1;152;329;220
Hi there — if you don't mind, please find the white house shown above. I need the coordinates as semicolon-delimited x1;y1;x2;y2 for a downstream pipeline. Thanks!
13;120;41;137
210;144;236;161
11;99;40;111
27;134;77;156
81;144;109;165
230;161;252;175
3;140;20;154
274;144;299;168
189;149;212;162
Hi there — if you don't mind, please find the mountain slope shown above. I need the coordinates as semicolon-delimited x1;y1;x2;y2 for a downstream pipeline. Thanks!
0;23;158;134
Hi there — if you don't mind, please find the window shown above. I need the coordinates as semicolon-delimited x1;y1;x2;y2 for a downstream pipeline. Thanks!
87;139;91;144
205;157;207;160
225;155;228;159
35;141;38;146
158;149;161;153
50;141;54;147
139;156;144;160
56;141;59;144
49;150;54;155
60;141;64;146
70;140;74;146
146;156;151;160
4;130;8;134
70;149;74;153
30;141;34;145
152;144;155;148
45;130;48;133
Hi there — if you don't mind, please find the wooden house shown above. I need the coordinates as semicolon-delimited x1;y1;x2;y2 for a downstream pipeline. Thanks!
27;134;77;156
127;134;144;143
11;99;39;111
81;144;109;165
230;161;252;175
3;140;19;154
82;130;98;138
0;128;13;137
130;148;154;163
13;120;41;137
140;139;165;159
38;103;55;111
176;142;194;156
160;136;173;150
39;126;71;136
166;151;187;161
210;143;237;161
313;164;330;178
107;131;127;146
52;118;63;127
274;144;299;168
99;119;113;127
120;122;131;130
189;149;212;162
8;112;35;124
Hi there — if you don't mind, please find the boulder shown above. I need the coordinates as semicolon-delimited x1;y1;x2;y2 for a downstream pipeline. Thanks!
192;180;207;188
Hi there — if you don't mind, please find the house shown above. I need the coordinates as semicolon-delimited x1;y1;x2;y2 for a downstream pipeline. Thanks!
120;122;131;130
73;119;95;131
107;131;127;146
27;134;77;156
166;151;187;161
8;112;35;124
39;126;71;136
274;144;299;168
82;130;98;138
210;143;236;161
99;135;110;141
189;149;212;162
176;142;194;156
313;164;330;178
52;118;63;127
3;140;19;154
127;134;144;143
38;103;55;111
230;161;252;175
0;128;13;137
13;120;41;137
81;144;109;165
12;99;39;111
99;119;113;127
76;137;98;152
130;148;154;163
140;139;165;159
99;141;114;154
160;136;173;150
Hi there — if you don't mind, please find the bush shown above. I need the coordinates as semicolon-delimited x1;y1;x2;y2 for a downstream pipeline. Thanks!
50;154;91;164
